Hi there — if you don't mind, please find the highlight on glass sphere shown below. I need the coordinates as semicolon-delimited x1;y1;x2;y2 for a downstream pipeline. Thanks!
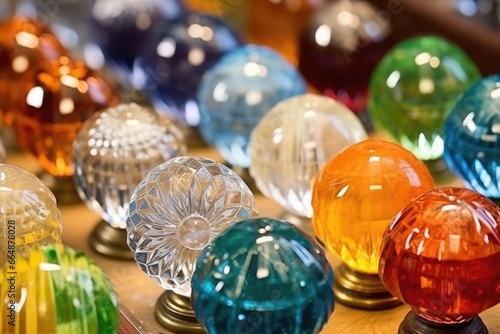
250;93;368;218
126;156;258;297
73;103;187;229
239;0;327;65
0;164;61;268
368;35;480;162
14;56;119;179
298;0;394;115
192;217;334;334
379;187;500;328
443;74;500;201
90;0;185;77
312;139;435;275
198;44;306;168
0;244;119;333
132;11;241;128
0;16;67;127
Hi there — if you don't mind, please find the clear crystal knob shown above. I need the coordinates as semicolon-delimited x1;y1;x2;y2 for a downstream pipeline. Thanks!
250;94;368;217
126;156;258;296
73;103;187;229
0;164;62;267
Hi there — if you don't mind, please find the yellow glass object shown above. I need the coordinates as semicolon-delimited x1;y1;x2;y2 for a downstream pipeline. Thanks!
0;164;61;268
312;139;435;274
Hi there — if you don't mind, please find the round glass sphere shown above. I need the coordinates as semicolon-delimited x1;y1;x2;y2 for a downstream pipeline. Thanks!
298;0;394;114
368;35;480;161
133;12;241;127
198;45;306;168
73;103;187;229
192;217;334;334
0;164;61;268
250;94;368;218
312;139;435;274
0;16;67;127
14;56;119;178
0;243;119;333
127;156;258;296
90;0;184;77
443;74;500;200
379;187;500;324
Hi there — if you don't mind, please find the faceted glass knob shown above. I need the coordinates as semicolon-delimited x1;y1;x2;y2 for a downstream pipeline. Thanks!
368;36;480;161
192;217;334;334
0;244;119;333
299;0;394;114
0;164;61;268
14;56;119;178
127;156;258;296
312;139;435;274
0;16;67;127
91;0;185;76
379;187;500;324
443;74;500;200
198;44;306;168
73;103;187;229
250;94;368;218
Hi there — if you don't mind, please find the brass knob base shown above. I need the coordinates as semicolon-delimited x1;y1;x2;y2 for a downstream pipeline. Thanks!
399;311;488;334
38;173;81;205
155;290;204;334
334;264;402;310
89;221;133;260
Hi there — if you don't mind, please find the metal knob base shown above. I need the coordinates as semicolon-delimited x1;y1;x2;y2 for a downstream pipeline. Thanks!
155;290;204;334
399;311;488;334
89;221;133;260
38;173;81;205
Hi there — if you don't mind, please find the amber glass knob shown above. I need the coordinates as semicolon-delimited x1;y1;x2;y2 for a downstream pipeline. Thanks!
0;16;67;127
14;56;119;178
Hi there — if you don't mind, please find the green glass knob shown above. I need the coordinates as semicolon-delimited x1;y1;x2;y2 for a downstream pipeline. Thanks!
368;35;480;162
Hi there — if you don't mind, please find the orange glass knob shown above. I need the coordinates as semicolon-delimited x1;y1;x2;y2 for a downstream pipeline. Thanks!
14;56;119;178
312;139;435;274
0;16;67;126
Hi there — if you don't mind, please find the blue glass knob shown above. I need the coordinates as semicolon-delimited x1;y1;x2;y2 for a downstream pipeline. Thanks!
90;0;185;77
198;45;307;168
192;217;335;334
127;156;258;296
133;12;241;127
443;74;500;200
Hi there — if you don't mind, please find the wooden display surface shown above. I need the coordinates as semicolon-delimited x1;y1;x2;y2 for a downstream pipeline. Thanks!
6;146;500;334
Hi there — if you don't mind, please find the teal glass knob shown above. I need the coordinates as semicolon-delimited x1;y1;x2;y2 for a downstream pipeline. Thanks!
368;36;480;162
192;217;335;334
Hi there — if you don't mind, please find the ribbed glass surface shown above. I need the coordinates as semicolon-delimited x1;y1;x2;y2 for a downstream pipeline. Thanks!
379;187;500;324
192;218;335;334
0;164;61;268
368;36;480;161
0;244;119;333
250;94;367;217
198;44;306;168
73;103;187;229
127;156;258;296
312;139;435;274
443;75;500;200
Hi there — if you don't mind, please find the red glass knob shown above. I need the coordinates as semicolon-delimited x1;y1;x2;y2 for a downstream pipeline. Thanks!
379;187;500;327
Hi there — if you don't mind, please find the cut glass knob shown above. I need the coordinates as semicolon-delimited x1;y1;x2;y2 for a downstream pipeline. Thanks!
0;164;61;268
379;187;500;333
127;156;258;297
250;93;367;218
443;74;500;201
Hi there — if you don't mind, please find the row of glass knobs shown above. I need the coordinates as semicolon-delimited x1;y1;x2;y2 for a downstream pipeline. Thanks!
0;1;499;333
